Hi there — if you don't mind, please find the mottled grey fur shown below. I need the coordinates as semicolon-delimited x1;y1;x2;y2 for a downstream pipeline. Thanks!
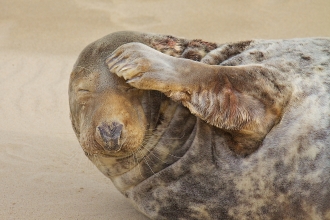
69;31;330;219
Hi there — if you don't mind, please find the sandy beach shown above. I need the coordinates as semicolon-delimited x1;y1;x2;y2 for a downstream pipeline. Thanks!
1;0;330;219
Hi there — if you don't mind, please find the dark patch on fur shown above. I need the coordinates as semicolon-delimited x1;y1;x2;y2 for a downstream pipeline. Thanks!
156;35;181;48
219;41;253;65
182;49;203;61
155;112;165;129
211;134;219;168
251;51;265;62
188;39;218;52
158;199;192;219
150;35;187;56
301;54;311;61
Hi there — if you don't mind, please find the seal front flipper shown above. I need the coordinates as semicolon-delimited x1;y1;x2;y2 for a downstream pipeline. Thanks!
107;42;291;156
181;64;292;156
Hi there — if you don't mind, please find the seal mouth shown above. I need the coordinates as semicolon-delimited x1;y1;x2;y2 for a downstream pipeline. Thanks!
85;124;154;159
90;140;123;157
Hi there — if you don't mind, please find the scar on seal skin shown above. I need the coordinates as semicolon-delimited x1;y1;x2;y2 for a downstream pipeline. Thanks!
69;31;330;219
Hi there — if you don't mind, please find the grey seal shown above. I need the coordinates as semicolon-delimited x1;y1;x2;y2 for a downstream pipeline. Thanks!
69;31;330;219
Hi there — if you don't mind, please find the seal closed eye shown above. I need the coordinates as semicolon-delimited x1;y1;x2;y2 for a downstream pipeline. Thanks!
69;31;330;219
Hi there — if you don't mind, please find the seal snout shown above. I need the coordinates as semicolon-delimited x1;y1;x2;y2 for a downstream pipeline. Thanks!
96;121;123;152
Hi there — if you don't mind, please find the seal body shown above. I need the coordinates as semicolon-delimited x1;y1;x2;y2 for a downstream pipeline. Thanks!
69;31;330;219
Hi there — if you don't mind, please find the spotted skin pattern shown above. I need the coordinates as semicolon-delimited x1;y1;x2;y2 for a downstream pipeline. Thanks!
69;31;330;219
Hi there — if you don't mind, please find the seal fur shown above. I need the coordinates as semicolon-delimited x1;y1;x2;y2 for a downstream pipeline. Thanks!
69;31;330;219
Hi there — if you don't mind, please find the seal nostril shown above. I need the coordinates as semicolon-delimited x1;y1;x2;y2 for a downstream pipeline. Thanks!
97;122;123;152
